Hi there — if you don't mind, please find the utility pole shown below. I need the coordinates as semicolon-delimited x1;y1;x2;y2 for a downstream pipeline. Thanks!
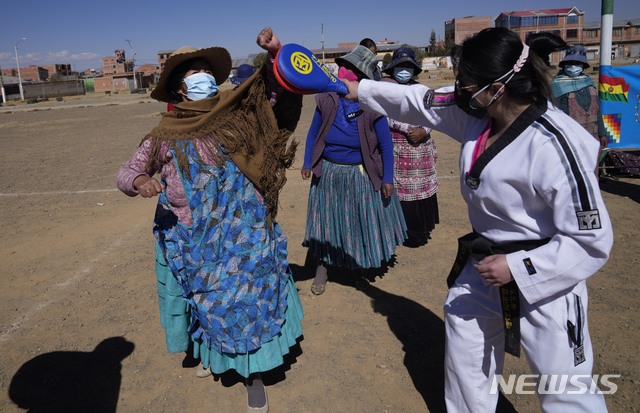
0;65;6;104
600;0;614;67
321;23;325;64
125;39;138;91
14;37;27;101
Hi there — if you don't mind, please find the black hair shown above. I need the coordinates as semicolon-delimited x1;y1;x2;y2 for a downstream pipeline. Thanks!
453;27;562;103
166;59;194;103
526;32;567;66
359;38;377;52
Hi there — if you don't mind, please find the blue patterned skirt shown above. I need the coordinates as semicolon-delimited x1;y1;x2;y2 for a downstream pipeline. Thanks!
153;143;303;377
155;243;302;378
303;160;407;270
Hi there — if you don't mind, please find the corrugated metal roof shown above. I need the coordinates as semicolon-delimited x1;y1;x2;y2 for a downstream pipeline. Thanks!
584;18;640;29
499;8;577;17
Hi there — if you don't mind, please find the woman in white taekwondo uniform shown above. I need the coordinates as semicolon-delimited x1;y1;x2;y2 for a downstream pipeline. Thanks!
344;28;613;412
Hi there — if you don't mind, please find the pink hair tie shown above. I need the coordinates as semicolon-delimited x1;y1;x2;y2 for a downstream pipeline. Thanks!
513;44;529;73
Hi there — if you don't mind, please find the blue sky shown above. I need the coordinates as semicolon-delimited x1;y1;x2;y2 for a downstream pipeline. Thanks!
0;0;637;72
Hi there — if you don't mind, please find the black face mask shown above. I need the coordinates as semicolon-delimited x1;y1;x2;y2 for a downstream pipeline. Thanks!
454;84;487;119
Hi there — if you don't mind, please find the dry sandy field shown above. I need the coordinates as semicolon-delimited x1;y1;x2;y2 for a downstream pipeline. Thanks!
0;77;638;412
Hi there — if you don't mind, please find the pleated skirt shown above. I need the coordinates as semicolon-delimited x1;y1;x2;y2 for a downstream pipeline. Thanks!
303;161;407;270
401;194;439;247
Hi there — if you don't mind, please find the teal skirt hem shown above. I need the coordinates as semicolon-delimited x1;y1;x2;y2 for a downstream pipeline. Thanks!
155;244;190;353
193;274;304;378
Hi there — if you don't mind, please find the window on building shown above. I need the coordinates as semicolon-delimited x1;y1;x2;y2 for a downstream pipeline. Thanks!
585;29;599;38
521;17;535;26
538;16;558;26
566;29;578;38
567;14;579;24
613;28;622;36
636;27;640;35
508;16;522;28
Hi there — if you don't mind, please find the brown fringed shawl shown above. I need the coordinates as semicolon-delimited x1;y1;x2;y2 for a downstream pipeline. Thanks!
143;65;302;223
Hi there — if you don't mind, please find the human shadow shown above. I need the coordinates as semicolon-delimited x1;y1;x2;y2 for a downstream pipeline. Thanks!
9;336;135;413
599;175;640;204
362;285;518;413
290;244;395;288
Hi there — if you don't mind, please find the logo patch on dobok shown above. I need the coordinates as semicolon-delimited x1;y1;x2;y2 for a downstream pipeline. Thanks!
576;209;601;230
423;90;456;108
523;258;537;275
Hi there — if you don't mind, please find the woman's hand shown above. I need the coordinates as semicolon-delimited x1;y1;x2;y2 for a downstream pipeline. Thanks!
257;26;280;56
381;183;394;198
343;79;360;101
406;127;428;144
301;169;312;180
133;175;163;198
474;254;514;287
598;135;608;150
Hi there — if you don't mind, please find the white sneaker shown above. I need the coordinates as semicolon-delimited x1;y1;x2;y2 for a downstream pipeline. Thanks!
195;366;212;378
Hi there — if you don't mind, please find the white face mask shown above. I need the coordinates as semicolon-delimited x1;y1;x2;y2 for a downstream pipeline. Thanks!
393;67;414;84
183;72;218;100
564;65;584;78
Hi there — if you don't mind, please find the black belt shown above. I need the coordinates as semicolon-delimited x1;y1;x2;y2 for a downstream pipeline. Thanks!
447;231;550;357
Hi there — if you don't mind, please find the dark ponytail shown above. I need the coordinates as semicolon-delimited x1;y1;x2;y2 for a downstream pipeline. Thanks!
526;32;567;66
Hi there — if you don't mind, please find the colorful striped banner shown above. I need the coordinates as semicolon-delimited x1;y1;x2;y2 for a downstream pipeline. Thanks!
599;65;640;149
599;74;630;103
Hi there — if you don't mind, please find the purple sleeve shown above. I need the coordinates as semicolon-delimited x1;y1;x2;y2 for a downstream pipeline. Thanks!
303;108;323;170
374;116;394;185
116;139;157;196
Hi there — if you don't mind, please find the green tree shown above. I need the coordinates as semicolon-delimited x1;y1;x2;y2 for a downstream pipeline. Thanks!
444;33;456;56
252;52;268;69
429;30;437;56
383;53;392;67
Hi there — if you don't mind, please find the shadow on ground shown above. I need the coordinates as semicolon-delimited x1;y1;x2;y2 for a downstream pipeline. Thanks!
9;336;135;413
361;285;519;412
600;175;640;204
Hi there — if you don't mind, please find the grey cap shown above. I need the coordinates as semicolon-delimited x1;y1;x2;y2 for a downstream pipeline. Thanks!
334;45;377;80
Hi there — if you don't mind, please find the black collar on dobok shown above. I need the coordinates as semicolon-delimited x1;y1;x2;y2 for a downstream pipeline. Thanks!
465;99;548;190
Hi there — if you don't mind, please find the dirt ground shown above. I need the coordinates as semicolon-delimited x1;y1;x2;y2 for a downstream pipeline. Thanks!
0;77;638;413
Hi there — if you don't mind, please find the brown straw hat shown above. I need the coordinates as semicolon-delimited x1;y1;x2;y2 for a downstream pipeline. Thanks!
150;45;232;103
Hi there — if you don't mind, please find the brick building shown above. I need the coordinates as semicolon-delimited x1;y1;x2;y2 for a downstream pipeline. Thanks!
444;8;639;66
445;16;494;45
19;66;48;82
157;50;173;72
42;64;72;78
138;64;159;76
583;18;640;59
496;7;584;43
95;49;142;93
102;49;132;76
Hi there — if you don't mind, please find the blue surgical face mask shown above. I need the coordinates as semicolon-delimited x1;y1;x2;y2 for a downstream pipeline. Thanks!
564;65;583;78
183;72;218;100
393;67;414;84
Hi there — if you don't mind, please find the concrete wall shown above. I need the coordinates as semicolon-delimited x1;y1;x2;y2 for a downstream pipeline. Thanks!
14;80;86;100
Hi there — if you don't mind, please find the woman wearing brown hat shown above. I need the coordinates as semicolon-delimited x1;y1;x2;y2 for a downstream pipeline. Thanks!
116;27;303;413
301;45;407;295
